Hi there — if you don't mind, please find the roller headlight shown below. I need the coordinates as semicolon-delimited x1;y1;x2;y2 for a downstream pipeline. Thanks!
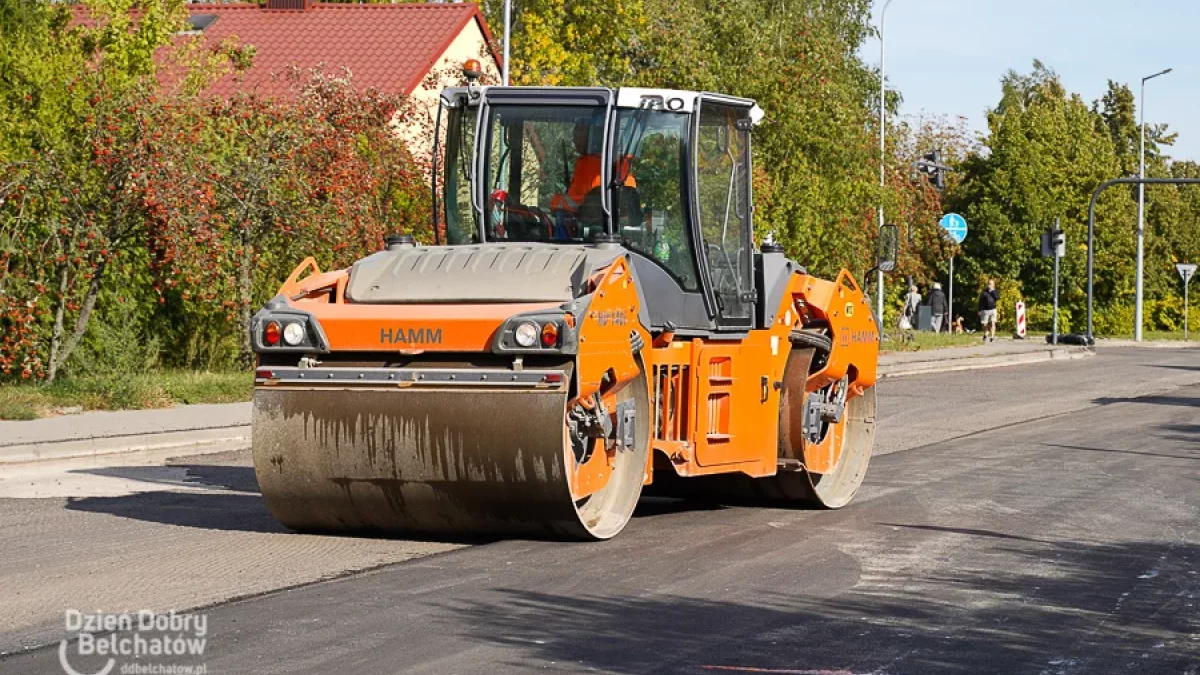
263;321;281;346
513;321;539;348
282;321;305;346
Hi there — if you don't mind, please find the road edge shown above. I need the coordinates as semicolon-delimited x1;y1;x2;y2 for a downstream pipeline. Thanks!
0;426;251;465
879;346;1094;378
2;346;1097;464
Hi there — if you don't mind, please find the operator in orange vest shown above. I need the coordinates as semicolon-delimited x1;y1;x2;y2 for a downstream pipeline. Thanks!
550;121;636;216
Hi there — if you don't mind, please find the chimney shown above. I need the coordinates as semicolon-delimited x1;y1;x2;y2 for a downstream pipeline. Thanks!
265;0;315;10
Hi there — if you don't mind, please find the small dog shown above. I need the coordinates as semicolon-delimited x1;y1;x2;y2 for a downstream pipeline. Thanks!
952;316;966;334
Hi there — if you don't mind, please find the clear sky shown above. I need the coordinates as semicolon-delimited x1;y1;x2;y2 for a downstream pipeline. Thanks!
864;0;1198;162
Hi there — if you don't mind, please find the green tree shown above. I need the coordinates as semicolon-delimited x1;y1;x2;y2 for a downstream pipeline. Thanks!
1;1;435;380
0;0;191;380
141;70;430;366
1096;80;1176;180
475;0;647;86
946;62;1130;328
635;0;888;281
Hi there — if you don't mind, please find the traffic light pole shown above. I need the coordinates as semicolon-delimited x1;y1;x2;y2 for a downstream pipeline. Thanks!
1052;218;1060;345
948;256;954;332
1052;247;1060;345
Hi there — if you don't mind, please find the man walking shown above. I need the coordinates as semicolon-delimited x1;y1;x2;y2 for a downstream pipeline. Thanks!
978;279;1000;343
928;282;947;333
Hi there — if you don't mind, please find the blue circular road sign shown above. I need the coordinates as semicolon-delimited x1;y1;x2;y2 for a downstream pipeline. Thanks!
940;213;967;244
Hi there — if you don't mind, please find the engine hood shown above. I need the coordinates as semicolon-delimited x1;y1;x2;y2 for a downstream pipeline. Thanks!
345;242;627;304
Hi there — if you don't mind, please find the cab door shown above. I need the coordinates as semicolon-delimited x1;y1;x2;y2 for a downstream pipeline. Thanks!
691;97;755;329
689;97;772;467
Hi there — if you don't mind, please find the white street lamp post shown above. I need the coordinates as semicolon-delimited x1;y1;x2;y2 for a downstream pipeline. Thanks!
876;0;895;324
1135;67;1172;341
502;0;512;86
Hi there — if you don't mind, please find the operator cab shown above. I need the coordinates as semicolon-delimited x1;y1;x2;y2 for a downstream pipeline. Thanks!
436;85;764;334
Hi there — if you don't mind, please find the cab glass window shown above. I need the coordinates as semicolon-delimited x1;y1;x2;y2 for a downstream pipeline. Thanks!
483;105;608;243
443;105;478;245
612;110;700;291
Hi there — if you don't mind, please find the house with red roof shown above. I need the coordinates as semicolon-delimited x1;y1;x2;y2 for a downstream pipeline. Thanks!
180;0;501;152
183;0;499;100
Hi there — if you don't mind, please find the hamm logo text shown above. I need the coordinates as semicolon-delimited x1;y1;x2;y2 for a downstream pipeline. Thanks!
380;328;443;345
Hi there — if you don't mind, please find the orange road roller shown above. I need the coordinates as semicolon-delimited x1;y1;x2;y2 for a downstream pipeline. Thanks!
250;84;889;540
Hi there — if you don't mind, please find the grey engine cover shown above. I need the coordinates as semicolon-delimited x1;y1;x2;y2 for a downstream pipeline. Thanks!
345;243;626;304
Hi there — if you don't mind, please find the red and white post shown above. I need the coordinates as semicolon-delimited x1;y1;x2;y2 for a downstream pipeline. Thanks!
1015;301;1027;339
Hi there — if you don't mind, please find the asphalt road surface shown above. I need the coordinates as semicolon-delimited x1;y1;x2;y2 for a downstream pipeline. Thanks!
1;346;1197;674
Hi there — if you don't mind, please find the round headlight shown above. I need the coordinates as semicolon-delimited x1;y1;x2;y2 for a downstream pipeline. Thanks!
513;321;539;348
282;322;305;346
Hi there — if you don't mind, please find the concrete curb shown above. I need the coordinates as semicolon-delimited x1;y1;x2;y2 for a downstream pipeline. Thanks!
0;425;250;465
878;346;1094;378
1;344;1100;465
1095;339;1199;349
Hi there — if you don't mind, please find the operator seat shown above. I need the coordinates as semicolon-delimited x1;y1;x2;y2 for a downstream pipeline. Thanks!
574;186;644;241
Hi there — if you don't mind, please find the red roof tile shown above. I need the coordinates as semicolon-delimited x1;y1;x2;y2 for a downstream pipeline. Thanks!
184;2;497;98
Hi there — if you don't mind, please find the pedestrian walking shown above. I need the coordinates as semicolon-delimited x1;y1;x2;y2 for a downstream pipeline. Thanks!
978;279;1000;343
899;283;921;338
928;282;947;333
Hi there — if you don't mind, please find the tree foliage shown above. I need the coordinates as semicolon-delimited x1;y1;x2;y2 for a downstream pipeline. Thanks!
0;1;430;380
945;62;1199;334
637;0;885;278
6;0;1200;386
144;71;429;365
0;0;192;380
477;0;646;87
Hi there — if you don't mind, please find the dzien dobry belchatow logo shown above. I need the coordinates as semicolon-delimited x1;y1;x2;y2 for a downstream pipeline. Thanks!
59;610;208;675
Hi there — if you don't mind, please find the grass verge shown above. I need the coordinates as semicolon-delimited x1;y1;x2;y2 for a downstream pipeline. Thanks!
1124;330;1195;341
0;370;252;421
881;331;983;353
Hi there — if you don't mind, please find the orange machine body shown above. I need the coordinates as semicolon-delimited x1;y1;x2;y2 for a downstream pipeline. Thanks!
266;253;879;488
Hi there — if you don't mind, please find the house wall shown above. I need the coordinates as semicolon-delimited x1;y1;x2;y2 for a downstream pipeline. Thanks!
396;19;500;161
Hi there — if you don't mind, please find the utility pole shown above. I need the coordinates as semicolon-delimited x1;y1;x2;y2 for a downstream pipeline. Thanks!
1135;67;1172;341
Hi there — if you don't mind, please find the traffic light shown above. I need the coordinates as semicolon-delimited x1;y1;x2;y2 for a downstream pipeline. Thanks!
925;151;944;190
1041;227;1065;258
914;150;949;191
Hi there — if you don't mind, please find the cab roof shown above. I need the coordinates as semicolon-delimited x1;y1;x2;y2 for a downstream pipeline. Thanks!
440;86;764;123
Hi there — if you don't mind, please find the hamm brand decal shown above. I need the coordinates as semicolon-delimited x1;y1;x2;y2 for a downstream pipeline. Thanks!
839;330;877;346
380;327;443;345
595;309;628;327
